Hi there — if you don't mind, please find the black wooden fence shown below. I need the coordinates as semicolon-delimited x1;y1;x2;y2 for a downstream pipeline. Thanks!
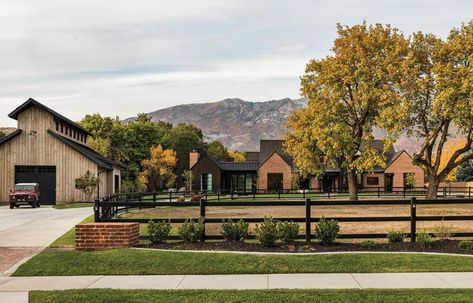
95;195;473;243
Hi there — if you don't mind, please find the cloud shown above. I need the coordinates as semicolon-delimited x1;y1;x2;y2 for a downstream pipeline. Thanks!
0;0;472;126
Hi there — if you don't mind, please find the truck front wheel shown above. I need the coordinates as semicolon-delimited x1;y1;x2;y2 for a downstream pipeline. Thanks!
9;204;14;209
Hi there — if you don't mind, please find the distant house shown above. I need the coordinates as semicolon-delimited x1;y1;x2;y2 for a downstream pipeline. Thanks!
0;98;122;205
189;139;424;192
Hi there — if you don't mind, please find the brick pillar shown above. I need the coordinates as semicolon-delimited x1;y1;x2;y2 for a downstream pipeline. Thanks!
75;223;140;251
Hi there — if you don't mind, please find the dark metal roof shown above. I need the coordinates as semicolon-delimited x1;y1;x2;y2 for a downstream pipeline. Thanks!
48;130;118;170
0;129;22;146
9;98;92;136
220;161;259;171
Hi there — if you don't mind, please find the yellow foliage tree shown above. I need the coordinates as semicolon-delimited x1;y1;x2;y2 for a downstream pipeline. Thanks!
228;150;246;162
139;145;177;191
436;139;466;182
285;22;408;200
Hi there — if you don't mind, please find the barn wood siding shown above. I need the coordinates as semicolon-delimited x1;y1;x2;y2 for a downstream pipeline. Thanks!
0;106;99;204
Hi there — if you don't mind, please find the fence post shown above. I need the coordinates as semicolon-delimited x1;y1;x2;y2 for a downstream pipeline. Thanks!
200;198;206;242
305;198;311;243
94;199;100;222
205;190;208;201
443;187;447;198
278;188;281;199
327;190;330;199
303;189;306;200
403;187;406;198
153;192;156;202
169;191;172;202
231;190;234;200
217;190;220;201
410;197;417;243
377;187;380;198
469;187;471;199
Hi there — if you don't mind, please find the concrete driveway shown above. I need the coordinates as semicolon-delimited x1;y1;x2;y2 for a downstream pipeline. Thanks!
0;205;92;276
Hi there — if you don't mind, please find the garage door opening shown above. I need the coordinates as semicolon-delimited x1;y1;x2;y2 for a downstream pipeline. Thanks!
15;166;56;205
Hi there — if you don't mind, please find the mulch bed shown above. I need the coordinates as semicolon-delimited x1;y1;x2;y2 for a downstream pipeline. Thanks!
136;239;473;255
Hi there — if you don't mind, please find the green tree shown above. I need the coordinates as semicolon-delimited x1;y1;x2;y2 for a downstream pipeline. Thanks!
163;123;205;185
457;160;473;182
207;140;229;161
75;170;101;201
0;131;5;139
390;22;473;199
285;22;408;200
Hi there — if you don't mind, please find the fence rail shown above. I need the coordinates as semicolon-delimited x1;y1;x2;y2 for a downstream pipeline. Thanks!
95;194;473;243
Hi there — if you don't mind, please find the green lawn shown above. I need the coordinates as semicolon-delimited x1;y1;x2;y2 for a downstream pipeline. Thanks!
13;249;473;276
49;215;94;248
54;202;94;209
29;289;473;303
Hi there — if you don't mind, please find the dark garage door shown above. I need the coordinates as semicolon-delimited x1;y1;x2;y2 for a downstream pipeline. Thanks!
15;166;56;205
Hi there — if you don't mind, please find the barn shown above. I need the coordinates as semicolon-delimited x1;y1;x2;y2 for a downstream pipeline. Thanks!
0;98;122;205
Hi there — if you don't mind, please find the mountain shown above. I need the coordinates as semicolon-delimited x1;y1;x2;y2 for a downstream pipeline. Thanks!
0;127;16;135
125;98;417;152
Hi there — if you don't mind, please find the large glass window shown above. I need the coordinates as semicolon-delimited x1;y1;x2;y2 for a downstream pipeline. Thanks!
201;173;213;191
267;173;283;191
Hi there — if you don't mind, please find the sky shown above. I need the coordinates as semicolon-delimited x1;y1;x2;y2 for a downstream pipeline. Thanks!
0;0;472;127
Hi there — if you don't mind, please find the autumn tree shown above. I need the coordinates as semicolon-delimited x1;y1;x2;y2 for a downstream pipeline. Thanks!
285;22;408;200
228;150;246;162
392;22;473;199
139;145;177;191
207;140;229;161
75;170;101;201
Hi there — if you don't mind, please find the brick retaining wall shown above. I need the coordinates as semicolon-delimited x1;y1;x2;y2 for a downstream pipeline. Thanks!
75;222;140;251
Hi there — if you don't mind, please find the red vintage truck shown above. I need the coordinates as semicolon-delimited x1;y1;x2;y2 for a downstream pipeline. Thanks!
9;183;41;209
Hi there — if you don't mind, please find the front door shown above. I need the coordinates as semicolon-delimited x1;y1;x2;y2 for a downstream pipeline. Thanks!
322;175;334;192
385;174;393;192
267;173;283;191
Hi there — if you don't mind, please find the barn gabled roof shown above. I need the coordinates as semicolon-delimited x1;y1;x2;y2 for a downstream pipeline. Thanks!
9;98;92;136
48;130;118;170
0;129;22;146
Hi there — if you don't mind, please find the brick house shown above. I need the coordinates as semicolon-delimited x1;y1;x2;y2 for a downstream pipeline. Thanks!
190;139;424;192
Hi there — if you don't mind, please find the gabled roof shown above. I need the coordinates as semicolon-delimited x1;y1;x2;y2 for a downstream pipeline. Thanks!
0;129;22;146
9;98;92;136
48;130;118;170
258;150;293;169
385;150;410;170
191;150;223;170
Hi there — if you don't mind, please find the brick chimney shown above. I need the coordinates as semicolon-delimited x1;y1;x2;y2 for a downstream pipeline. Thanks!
189;150;199;169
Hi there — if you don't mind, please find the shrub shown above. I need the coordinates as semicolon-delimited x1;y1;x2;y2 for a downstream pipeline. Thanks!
255;217;279;246
433;221;455;240
387;230;405;243
221;219;249;242
459;240;473;250
360;240;376;250
417;231;433;248
147;220;172;244
315;217;339;245
178;218;205;243
277;221;300;244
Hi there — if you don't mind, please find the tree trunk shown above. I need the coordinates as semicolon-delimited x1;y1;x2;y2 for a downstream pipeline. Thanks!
425;174;440;200
347;170;359;201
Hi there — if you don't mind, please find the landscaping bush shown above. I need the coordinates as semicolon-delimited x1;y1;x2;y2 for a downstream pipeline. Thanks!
360;240;376;250
277;221;300;244
148;220;172;244
459;240;473;250
255;217;279;246
221;219;249;242
433;221;455;240
178;218;205;243
387;230;406;243
315;217;339;245
417;231;433;248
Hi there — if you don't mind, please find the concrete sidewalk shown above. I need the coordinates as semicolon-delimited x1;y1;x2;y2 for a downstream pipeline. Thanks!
3;272;473;302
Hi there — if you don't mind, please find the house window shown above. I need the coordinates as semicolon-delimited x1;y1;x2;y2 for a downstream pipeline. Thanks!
201;173;213;192
267;173;283;191
403;173;416;190
55;122;59;131
60;125;64;133
367;177;379;185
